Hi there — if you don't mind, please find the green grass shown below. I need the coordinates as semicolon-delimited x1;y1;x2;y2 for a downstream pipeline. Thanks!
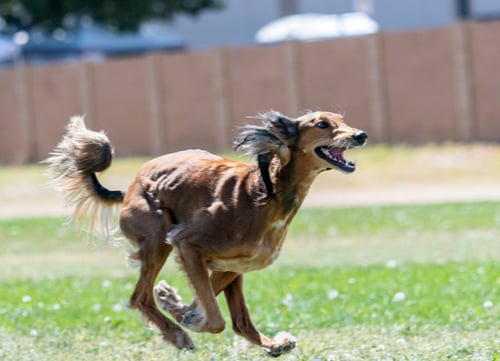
1;263;499;360
1;203;500;360
290;201;500;236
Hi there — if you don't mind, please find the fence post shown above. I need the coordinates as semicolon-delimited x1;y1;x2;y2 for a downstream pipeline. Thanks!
213;48;233;150
16;66;36;162
146;54;165;156
452;21;475;142
284;41;302;116
79;62;95;127
366;33;389;143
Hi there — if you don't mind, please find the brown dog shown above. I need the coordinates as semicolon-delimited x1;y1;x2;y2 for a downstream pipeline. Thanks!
45;111;367;357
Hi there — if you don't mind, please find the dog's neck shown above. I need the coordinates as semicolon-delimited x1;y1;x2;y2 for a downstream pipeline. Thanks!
271;154;318;215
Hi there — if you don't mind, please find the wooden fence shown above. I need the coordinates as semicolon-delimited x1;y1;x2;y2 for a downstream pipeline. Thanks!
1;21;499;164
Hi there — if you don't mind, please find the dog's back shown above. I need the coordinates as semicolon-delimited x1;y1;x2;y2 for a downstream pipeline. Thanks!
120;149;285;268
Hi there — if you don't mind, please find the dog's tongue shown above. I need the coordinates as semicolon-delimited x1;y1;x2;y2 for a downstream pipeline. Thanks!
329;147;345;162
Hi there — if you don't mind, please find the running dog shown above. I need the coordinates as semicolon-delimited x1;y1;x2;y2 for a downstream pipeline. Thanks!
44;111;367;357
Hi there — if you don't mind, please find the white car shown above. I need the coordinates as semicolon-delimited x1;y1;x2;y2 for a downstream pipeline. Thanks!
256;12;379;44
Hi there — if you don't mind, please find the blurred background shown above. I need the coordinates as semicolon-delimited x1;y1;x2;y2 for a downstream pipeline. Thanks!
0;0;499;214
0;0;499;163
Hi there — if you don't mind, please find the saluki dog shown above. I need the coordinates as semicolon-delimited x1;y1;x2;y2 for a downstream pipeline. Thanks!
45;111;367;357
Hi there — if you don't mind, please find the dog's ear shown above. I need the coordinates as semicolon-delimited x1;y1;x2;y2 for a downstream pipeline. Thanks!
233;111;298;160
263;111;299;146
234;111;298;200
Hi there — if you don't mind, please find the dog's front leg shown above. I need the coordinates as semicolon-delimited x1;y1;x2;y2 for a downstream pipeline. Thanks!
174;242;226;334
224;275;296;357
155;271;239;324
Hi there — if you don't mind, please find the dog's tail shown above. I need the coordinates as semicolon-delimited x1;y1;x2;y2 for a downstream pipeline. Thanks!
43;116;125;240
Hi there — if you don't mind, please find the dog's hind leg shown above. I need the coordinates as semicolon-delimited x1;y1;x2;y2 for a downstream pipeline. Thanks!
224;275;296;357
121;203;194;350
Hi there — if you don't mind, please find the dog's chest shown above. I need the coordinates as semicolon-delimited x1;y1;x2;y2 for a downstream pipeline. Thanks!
207;220;288;273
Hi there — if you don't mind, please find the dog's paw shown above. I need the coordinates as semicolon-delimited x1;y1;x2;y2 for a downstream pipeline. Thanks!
180;309;206;332
154;280;185;321
262;332;297;357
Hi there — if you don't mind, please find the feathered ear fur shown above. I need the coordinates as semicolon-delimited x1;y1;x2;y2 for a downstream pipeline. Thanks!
234;111;298;200
233;111;298;164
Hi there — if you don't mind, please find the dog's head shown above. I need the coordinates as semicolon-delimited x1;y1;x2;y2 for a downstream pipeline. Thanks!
234;110;367;174
296;111;367;173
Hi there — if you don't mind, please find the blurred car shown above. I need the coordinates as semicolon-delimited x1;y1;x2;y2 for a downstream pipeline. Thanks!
256;12;379;44
0;34;20;64
19;22;185;64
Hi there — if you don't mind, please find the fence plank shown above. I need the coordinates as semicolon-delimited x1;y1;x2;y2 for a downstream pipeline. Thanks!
91;56;153;157
298;37;377;141
469;21;500;141
159;50;228;153
382;27;460;143
0;69;29;163
30;64;84;161
227;44;294;127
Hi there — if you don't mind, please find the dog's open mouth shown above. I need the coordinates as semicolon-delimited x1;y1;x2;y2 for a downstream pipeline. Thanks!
315;146;356;173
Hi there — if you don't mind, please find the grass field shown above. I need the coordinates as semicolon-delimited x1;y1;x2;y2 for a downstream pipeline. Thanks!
1;202;499;360
1;144;500;360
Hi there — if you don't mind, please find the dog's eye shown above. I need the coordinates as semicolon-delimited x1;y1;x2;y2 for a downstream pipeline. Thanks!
315;121;329;129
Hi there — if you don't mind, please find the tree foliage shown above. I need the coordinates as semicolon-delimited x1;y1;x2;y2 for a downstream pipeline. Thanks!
0;0;224;32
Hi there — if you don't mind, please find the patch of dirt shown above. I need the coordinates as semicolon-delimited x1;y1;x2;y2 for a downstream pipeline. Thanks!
1;144;499;218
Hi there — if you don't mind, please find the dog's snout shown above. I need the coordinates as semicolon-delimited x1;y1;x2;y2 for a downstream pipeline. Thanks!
352;131;368;145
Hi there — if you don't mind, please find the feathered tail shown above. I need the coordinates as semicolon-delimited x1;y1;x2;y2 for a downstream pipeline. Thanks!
43;116;124;240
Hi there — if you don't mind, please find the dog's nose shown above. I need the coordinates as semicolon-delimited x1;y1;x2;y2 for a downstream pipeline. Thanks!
352;131;368;145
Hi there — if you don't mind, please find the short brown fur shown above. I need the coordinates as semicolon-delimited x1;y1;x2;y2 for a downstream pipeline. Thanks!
45;111;367;357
